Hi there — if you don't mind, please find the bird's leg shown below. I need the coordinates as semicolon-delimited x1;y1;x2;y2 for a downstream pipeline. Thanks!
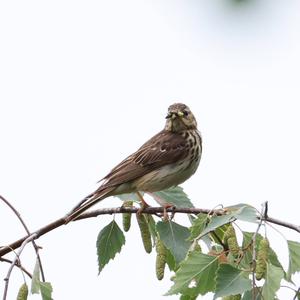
162;204;176;221
136;192;150;215
147;192;176;221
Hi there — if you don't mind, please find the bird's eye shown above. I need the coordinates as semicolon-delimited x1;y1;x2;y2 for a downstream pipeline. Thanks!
183;110;189;116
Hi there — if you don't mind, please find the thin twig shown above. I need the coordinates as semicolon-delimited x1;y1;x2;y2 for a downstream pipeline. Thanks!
293;287;300;300
2;233;37;300
0;258;32;279
0;195;45;281
251;202;267;300
0;205;299;258
263;216;300;233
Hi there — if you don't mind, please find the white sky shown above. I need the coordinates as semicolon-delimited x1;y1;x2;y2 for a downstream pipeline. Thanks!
1;0;300;299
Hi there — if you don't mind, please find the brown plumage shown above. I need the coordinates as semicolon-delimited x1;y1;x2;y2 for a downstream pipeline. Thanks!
65;103;202;223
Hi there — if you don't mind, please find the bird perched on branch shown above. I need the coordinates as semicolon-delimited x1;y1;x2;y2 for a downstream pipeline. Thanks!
65;103;202;223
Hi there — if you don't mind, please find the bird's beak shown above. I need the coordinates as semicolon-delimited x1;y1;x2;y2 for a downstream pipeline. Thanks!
166;112;173;119
166;111;182;119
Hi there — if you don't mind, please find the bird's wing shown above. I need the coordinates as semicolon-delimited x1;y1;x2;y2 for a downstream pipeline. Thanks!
100;130;188;188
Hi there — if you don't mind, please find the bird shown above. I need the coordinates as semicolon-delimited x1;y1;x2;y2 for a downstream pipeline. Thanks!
65;103;202;223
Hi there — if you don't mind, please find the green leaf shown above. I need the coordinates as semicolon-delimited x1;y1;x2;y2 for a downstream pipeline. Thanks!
115;192;142;202
40;282;53;300
198;204;257;238
287;240;300;280
189;213;209;240
165;248;176;271
212;223;231;244
242;289;261;300
156;221;191;265
96;220;126;273
153;186;194;208
166;251;219;296
262;263;284;300
31;259;41;294
180;295;197;300
241;232;284;274
214;264;252;299
225;203;258;223
199;214;236;238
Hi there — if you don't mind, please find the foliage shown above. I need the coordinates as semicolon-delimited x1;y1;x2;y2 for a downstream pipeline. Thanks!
287;240;300;280
2;186;300;300
156;220;191;266
30;259;53;300
113;189;300;299
96;220;126;273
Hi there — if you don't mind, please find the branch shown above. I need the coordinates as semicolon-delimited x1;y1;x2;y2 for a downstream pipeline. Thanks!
0;195;45;281
0;258;32;279
293;287;300;300
264;217;300;233
2;233;37;300
0;206;299;258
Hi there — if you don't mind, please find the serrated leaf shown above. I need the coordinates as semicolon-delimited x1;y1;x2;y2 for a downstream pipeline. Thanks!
153;186;194;208
197;204;258;242
189;213;209;240
40;282;53;300
262;263;284;300
166;251;219;296
156;221;191;265
214;264;252;299
31;259;41;294
287;240;300;280
225;204;258;223
96;220;125;273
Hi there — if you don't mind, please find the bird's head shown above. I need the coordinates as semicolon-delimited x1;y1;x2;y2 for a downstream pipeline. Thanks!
164;103;197;132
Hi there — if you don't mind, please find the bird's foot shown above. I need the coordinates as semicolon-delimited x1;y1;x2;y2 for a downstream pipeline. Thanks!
137;201;150;215
162;204;176;222
136;191;150;215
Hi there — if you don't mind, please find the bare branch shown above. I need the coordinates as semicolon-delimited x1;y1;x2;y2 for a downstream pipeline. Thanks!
0;258;32;279
293;287;300;300
264;217;300;233
2;233;37;300
0;195;45;281
0;205;299;258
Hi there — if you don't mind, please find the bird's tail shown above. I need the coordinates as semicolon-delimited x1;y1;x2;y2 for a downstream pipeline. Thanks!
64;187;115;224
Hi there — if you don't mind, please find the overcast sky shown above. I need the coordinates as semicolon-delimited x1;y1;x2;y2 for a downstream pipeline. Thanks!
1;0;300;299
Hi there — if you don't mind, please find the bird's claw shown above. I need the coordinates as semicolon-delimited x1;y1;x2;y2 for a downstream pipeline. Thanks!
162;205;176;222
137;200;150;215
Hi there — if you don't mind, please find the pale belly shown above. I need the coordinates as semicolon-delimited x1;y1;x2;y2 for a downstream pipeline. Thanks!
133;157;200;192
